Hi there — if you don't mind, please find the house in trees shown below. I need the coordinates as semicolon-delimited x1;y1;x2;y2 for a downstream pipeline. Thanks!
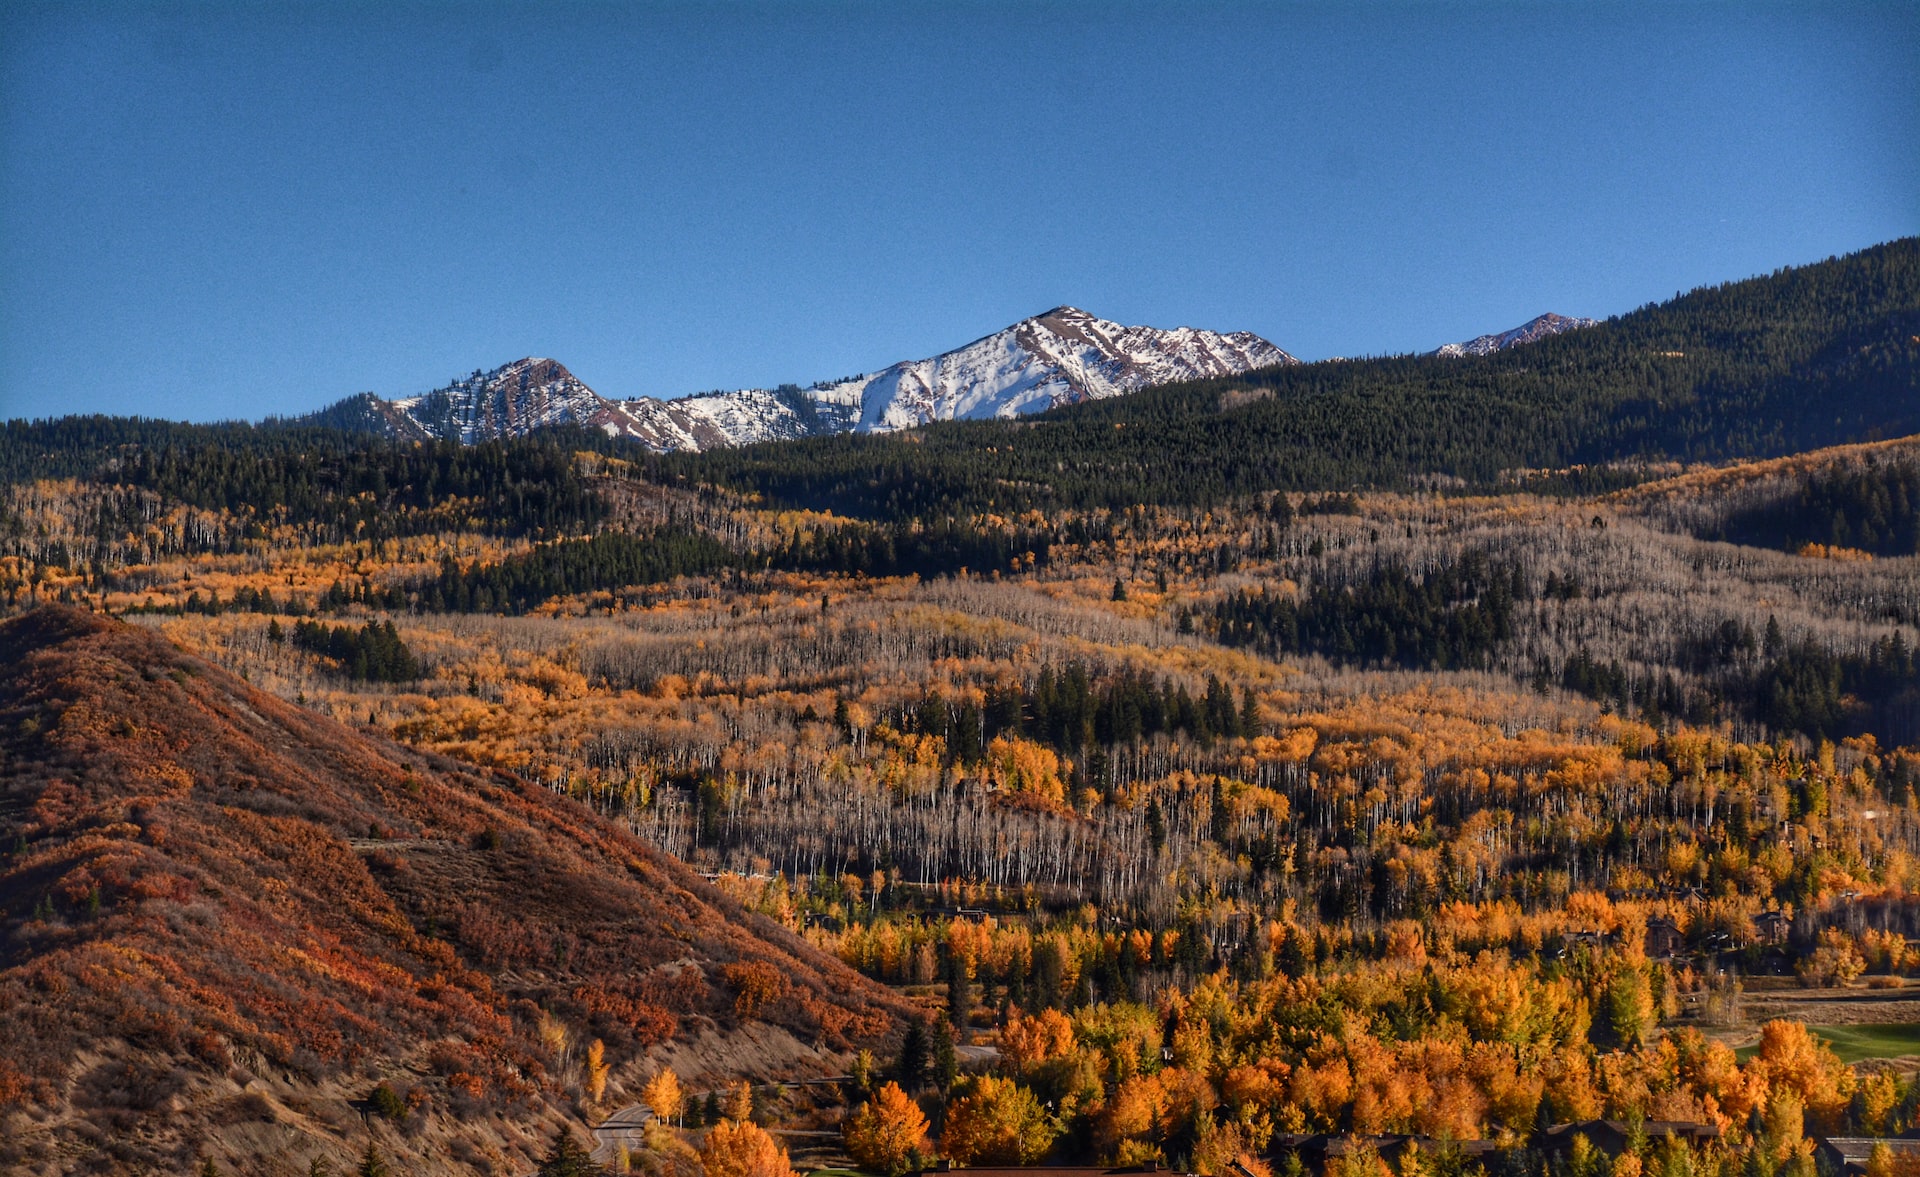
1645;915;1684;958
1555;929;1608;958
916;1165;1183;1177
1815;1137;1920;1177
1540;1121;1720;1159
1272;1134;1496;1174
1753;910;1791;944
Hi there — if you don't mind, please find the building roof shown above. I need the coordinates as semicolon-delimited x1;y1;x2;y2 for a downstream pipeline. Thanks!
1273;1134;1496;1158
1541;1121;1721;1147
913;1167;1181;1177
1817;1138;1920;1165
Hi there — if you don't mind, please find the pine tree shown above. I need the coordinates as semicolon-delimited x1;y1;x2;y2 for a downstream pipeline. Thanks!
933;1019;959;1092
356;1142;389;1177
894;1018;928;1092
946;947;969;1028
537;1128;601;1177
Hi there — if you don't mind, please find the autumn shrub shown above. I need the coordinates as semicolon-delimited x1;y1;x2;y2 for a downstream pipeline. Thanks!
722;960;790;1020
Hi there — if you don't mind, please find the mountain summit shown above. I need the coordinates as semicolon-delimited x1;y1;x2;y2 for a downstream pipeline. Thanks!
306;308;1296;452
1433;312;1597;357
841;305;1295;432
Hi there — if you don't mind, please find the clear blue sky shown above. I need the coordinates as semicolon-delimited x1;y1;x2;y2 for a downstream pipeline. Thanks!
2;2;1915;423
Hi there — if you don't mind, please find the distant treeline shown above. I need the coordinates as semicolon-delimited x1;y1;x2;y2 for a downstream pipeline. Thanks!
1708;459;1920;556
887;664;1260;765
420;530;737;614
1556;628;1920;746
281;618;421;683
414;518;1055;615
0;419;621;549
1204;551;1919;746
1210;550;1522;671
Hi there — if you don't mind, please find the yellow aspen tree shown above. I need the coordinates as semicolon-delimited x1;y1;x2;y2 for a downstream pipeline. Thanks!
700;1118;797;1177
725;1080;754;1123
585;1039;610;1104
644;1068;684;1126
843;1082;930;1176
940;1074;1057;1165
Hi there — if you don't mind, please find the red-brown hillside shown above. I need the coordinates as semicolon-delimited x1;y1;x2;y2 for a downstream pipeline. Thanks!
0;607;905;1174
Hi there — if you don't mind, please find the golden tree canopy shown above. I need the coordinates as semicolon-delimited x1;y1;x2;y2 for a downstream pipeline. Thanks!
843;1082;931;1177
701;1119;797;1177
643;1068;684;1124
940;1074;1057;1166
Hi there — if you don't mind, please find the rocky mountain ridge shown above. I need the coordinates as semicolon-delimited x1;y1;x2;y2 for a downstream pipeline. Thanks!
305;307;1298;452
1433;312;1598;357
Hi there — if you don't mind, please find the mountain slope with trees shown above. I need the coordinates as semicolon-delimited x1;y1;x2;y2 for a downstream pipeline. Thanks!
661;238;1920;517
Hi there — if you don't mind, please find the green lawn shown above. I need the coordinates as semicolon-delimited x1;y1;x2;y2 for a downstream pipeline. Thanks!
1734;1023;1920;1064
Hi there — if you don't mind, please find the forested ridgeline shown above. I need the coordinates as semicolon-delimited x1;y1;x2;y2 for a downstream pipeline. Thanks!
0;419;624;558
401;516;1061;615
657;238;1920;517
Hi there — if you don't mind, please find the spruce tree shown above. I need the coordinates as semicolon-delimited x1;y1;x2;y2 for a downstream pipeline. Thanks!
894;1019;928;1092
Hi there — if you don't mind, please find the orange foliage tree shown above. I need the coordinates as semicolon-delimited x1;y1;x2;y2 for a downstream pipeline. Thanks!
942;1073;1058;1165
843;1082;931;1176
700;1118;798;1177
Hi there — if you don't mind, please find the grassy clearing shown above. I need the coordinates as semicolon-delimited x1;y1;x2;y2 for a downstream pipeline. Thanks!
1735;1023;1920;1064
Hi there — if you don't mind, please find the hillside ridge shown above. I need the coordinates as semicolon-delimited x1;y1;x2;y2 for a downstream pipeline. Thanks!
0;606;903;1173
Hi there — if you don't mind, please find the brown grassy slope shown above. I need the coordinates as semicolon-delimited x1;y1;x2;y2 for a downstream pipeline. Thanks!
0;606;904;1174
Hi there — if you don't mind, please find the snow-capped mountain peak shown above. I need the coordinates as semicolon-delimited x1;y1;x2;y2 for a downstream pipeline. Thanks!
845;305;1297;433
1433;312;1597;357
303;308;1297;452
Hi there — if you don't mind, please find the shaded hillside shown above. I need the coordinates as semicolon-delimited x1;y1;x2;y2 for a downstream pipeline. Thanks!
0;607;904;1175
661;238;1920;516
